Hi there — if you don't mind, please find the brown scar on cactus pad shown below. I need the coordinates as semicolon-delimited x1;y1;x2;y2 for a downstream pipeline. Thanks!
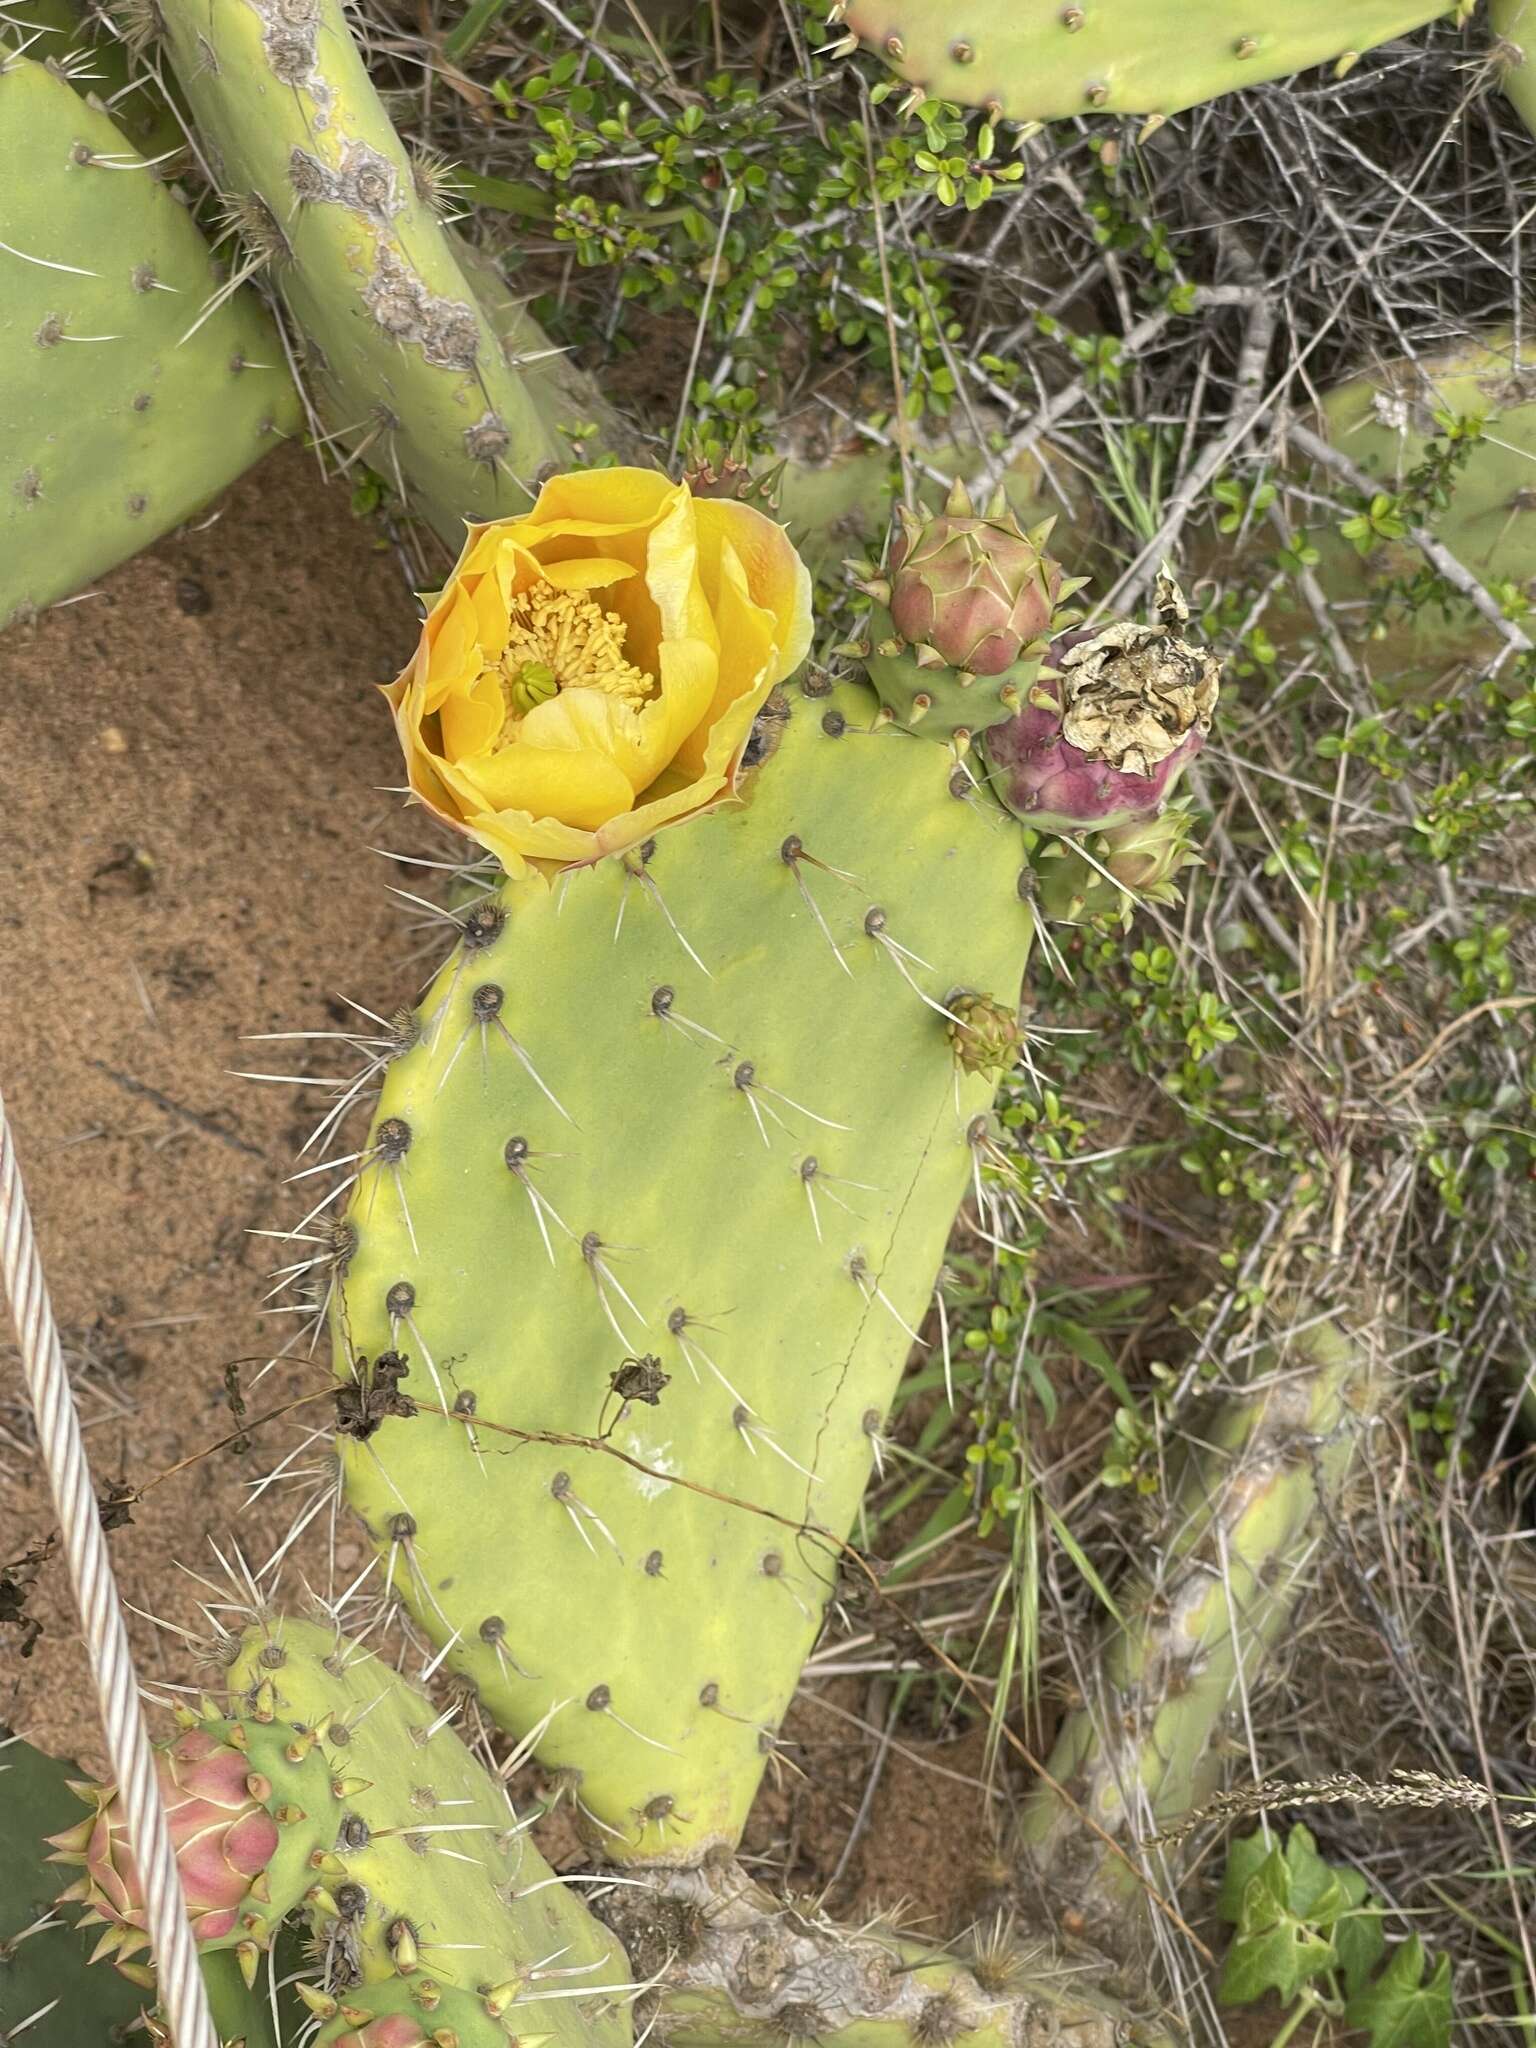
150;0;623;539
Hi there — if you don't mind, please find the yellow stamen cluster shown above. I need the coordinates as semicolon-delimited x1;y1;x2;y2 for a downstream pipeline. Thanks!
495;578;653;738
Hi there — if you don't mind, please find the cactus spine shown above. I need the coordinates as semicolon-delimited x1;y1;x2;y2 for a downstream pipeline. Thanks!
0;51;299;628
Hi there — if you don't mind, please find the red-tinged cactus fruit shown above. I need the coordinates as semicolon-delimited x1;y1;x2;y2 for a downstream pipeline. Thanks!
884;479;1064;675
983;574;1220;833
47;1711;341;1974
856;479;1084;739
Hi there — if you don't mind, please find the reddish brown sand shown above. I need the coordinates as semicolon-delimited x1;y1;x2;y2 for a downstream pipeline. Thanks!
0;445;988;1924
0;443;421;1759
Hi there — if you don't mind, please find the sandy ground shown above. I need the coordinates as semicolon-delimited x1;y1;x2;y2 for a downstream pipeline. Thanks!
0;443;422;1758
0;443;988;1923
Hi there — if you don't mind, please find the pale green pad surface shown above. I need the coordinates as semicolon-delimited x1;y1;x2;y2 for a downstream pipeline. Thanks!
332;673;1032;1860
1310;328;1536;683
0;58;296;627
1321;328;1536;586
845;0;1449;120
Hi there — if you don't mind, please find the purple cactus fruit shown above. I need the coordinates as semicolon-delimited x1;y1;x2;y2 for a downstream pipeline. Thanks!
884;478;1064;676
983;575;1220;833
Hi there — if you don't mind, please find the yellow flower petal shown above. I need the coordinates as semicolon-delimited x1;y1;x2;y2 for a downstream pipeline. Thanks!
381;470;814;883
420;585;484;713
539;556;641;592
470;567;510;654
453;718;637;830
640;635;721;779
694;497;814;678
516;683;666;796
668;539;776;783
438;667;503;762
521;467;679;536
644;484;717;647
465;808;608;878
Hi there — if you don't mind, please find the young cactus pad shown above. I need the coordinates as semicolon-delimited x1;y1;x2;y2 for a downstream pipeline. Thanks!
0;54;298;628
45;1620;631;2044
834;0;1455;124
219;1620;632;2039
326;670;1033;1862
152;0;604;539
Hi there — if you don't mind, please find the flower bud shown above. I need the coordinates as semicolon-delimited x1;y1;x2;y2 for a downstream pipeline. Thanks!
945;992;1023;1077
887;480;1062;676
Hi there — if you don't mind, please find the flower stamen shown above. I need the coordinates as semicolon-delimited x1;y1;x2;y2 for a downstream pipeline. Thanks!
495;579;653;738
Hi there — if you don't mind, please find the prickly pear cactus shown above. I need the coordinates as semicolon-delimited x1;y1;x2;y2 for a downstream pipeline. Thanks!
1;1731;147;2048
151;0;614;539
832;0;1458;124
327;668;1034;1861
42;1622;631;2046
0;53;299;629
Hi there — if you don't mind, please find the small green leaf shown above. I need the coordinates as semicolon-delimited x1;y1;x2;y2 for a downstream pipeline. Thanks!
1344;1937;1453;2048
1218;1848;1339;2008
1218;1830;1278;1922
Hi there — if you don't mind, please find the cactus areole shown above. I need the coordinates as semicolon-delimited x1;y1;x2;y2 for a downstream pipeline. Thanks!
982;575;1220;832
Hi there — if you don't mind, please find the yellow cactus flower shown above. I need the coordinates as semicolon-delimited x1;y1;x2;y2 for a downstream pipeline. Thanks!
384;468;814;877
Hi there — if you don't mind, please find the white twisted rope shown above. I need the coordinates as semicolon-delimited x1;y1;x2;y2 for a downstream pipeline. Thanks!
0;1086;218;2048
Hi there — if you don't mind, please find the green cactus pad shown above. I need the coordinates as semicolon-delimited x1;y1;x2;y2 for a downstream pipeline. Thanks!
153;0;610;539
326;670;1032;1861
224;1620;632;2048
202;1938;313;2048
839;0;1453;123
1;1731;147;2048
1492;0;1536;140
0;0;186;160
0;53;297;629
